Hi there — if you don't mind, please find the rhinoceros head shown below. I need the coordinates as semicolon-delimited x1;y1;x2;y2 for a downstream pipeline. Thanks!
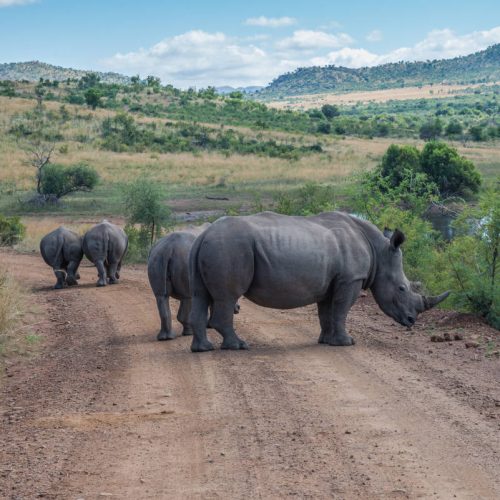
371;229;449;327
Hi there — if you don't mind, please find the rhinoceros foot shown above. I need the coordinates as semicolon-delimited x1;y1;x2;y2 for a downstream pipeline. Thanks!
327;334;356;346
221;337;248;350
191;338;215;352
54;283;64;290
157;330;176;341
97;279;107;287
108;277;119;285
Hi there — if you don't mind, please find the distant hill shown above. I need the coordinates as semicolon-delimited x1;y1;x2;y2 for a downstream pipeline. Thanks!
216;85;264;95
257;44;500;98
0;61;131;84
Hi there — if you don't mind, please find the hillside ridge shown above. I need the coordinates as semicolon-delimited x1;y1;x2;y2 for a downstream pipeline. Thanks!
257;43;500;98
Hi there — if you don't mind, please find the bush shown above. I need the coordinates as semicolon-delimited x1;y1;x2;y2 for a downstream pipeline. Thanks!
379;144;421;188
0;268;23;352
419;119;443;140
321;104;340;119
40;163;99;199
420;142;481;197
275;182;336;216
439;189;499;328
123;177;171;248
0;215;25;246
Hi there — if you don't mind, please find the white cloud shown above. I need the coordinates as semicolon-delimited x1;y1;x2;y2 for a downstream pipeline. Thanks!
103;25;500;88
0;0;36;6
244;16;296;28
311;47;380;68
366;30;383;42
277;30;354;51
104;30;297;88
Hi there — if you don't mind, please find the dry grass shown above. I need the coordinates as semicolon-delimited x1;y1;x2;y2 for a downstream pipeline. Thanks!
0;265;24;358
267;82;500;110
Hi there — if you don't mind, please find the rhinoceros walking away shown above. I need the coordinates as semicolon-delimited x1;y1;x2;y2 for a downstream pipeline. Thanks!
148;230;202;341
40;226;83;289
83;221;128;287
188;211;449;352
148;224;239;341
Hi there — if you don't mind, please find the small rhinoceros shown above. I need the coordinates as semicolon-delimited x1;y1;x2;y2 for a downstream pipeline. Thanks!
82;221;128;287
148;224;240;341
188;211;450;352
40;226;83;289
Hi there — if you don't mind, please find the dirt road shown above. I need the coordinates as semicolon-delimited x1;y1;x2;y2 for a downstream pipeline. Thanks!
1;251;499;499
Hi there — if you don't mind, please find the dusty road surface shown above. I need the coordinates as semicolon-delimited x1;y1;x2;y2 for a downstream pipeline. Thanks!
1;251;499;499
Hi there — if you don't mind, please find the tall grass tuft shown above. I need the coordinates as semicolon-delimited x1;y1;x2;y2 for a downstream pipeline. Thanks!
0;267;23;356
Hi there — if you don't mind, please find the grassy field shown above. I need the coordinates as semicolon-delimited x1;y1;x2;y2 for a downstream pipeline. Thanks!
266;82;499;109
0;94;498;222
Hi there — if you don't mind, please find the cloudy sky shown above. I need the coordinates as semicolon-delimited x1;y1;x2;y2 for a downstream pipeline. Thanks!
1;0;499;88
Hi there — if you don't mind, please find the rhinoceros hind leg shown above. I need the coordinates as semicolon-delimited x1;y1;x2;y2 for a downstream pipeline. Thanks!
95;260;107;287
191;337;215;352
157;329;176;341
211;300;248;350
177;299;192;336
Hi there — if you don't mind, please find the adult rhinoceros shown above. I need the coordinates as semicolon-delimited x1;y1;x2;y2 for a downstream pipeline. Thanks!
148;224;240;341
40;226;83;289
82;221;128;287
188;211;449;352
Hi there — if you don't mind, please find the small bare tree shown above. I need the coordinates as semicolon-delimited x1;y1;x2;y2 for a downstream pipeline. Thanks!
24;140;55;194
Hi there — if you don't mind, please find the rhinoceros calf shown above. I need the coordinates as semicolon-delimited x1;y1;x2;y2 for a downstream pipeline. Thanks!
148;225;239;341
40;226;83;289
148;230;201;341
188;211;449;352
82;221;128;287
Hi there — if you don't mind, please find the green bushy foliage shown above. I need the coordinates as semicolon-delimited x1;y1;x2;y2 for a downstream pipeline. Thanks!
275;182;336;216
420;141;481;197
123;177;171;248
438;188;499;328
379;144;422;188
0;215;25;246
40;163;99;199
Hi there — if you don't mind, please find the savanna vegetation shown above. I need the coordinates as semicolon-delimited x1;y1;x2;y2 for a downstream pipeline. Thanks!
0;70;498;328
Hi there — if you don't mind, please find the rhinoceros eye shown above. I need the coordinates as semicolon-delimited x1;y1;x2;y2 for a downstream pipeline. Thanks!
399;285;406;292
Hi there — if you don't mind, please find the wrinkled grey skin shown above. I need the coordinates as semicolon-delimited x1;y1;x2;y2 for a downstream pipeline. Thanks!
40;227;83;289
148;231;199;341
148;224;239;341
82;221;128;287
188;211;450;352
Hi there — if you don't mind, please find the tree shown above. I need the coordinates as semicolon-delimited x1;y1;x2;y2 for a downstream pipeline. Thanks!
84;88;102;110
445;121;463;137
321;104;340;119
419;119;443;140
124;177;171;247
379;144;421;188
420;141;481;196
40;163;99;199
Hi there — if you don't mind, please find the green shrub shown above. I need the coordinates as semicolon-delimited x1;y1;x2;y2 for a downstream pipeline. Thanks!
439;188;499;328
0;215;25;246
379;144;421;188
420;141;481;197
40;163;99;199
275;182;336;216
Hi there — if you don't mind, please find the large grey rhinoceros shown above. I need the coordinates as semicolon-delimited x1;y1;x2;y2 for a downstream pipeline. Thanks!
40;226;83;289
148;224;240;341
188;211;450;352
148;226;208;341
82;221;128;287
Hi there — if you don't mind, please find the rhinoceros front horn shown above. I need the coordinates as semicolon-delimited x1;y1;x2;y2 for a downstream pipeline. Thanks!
423;291;450;310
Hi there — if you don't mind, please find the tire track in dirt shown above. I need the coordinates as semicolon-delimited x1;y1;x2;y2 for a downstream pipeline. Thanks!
1;252;499;499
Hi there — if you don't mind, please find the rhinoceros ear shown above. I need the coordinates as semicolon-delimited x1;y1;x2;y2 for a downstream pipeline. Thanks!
383;227;393;239
390;229;405;250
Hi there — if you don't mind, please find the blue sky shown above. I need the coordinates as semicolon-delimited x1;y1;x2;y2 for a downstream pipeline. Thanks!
1;0;499;87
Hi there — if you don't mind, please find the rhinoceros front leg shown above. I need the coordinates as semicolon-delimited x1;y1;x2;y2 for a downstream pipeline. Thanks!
156;295;176;341
178;298;193;336
318;281;362;346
